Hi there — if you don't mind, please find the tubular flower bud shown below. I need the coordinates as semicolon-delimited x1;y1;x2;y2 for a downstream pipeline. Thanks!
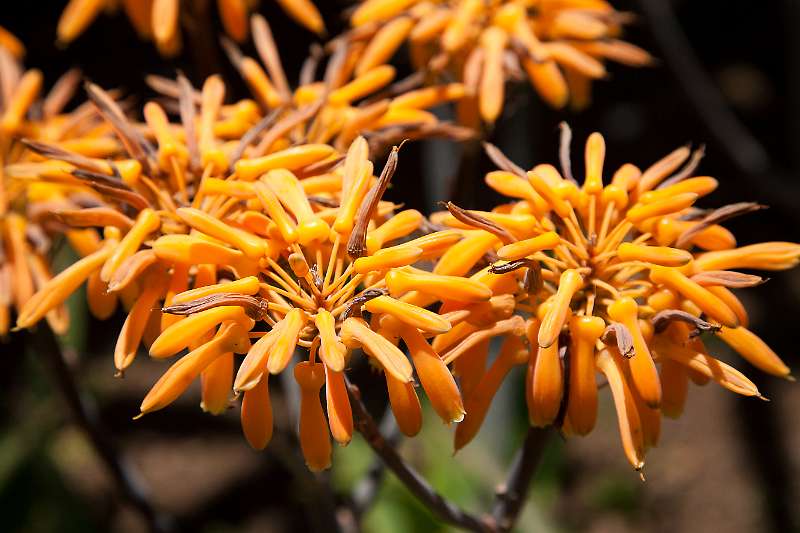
295;361;332;471
176;207;266;259
16;243;114;330
567;315;605;435
607;297;661;408
201;352;234;415
716;326;791;378
353;245;423;273
325;365;353;445
617;243;692;267
241;375;273;450
385;365;423;437
340;318;413;382
649;267;739;328
315;310;347;372
365;296;451;334
400;325;464;424
265;308;307;374
597;349;645;474
386;268;492;303
150;306;254;358
139;323;246;416
538;269;583;348
497;231;560;261
528;335;564;428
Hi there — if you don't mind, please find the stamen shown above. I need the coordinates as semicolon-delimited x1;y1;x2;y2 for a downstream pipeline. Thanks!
323;233;341;291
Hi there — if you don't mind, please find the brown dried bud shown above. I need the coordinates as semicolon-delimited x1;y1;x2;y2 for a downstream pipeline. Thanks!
601;322;635;358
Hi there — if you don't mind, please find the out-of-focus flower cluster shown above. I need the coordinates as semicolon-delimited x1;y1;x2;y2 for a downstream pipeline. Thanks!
347;0;652;124
0;29;109;338
423;130;798;473
57;0;325;55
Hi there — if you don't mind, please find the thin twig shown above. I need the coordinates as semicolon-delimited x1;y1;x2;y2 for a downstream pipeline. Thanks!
346;379;491;532
488;427;550;532
351;414;400;515
31;327;173;533
335;413;399;532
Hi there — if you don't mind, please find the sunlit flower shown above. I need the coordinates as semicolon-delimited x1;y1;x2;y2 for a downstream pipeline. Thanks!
13;66;471;470
426;128;799;475
56;0;324;56
348;0;652;124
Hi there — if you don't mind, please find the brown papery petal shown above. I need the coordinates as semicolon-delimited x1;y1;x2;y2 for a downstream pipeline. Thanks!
651;309;720;334
690;270;766;289
674;202;765;249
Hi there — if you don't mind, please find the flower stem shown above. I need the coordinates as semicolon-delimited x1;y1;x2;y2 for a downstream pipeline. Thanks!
488;427;550;532
346;378;492;532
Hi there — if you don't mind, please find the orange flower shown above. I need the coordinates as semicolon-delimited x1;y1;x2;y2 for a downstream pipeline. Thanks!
426;130;798;475
1;35;111;337
348;0;652;123
15;75;470;470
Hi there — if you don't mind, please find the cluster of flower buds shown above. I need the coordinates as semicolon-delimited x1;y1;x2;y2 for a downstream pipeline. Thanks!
57;0;325;55
347;0;652;124
420;129;798;474
5;48;480;469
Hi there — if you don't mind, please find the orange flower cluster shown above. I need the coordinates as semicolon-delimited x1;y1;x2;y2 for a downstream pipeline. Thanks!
216;15;474;155
56;0;324;55
8;61;476;469
0;32;112;337
421;131;798;473
348;0;652;124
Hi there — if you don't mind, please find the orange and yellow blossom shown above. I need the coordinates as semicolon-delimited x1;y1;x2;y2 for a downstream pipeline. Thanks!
348;0;652;125
215;14;474;157
56;0;325;56
425;130;798;475
0;33;118;337
14;71;470;471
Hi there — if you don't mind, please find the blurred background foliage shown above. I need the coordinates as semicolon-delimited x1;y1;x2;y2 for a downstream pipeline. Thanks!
2;1;800;532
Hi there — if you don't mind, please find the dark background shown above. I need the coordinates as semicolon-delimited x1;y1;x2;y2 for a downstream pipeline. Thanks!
1;1;799;532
